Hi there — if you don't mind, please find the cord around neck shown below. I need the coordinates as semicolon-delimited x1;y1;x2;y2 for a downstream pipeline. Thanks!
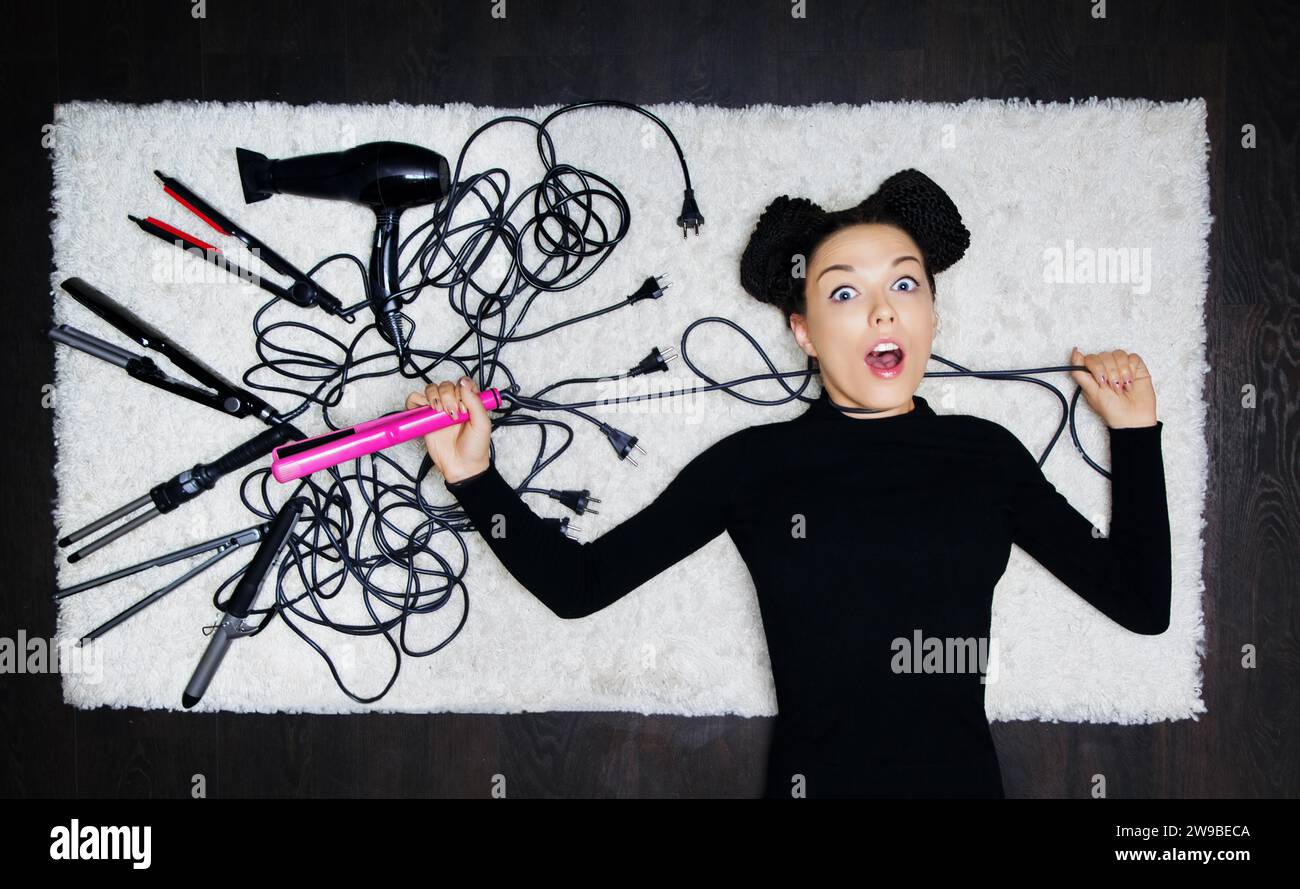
802;388;937;426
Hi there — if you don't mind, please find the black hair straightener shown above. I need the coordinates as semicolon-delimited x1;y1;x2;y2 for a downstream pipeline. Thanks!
54;521;273;645
48;277;305;562
128;171;353;321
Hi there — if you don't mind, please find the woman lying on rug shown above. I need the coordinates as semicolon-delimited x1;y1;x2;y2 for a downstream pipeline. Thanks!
407;168;1172;799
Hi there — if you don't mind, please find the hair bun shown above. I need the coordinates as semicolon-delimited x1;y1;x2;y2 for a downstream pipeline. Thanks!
739;195;833;313
739;168;969;319
841;168;970;275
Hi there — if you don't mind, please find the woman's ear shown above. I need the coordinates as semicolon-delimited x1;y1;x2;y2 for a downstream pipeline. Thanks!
789;312;817;360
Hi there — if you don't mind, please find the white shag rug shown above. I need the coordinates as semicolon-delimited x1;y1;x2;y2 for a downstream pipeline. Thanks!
47;98;1209;723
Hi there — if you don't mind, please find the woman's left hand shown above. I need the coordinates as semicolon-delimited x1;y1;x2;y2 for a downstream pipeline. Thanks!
1069;347;1158;429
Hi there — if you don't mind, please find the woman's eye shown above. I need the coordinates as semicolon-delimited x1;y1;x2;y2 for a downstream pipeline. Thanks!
830;277;919;301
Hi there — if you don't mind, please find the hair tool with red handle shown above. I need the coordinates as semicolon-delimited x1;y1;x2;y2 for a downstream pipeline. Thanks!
128;170;353;321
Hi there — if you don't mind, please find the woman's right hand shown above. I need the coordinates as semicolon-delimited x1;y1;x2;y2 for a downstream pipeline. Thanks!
406;376;493;483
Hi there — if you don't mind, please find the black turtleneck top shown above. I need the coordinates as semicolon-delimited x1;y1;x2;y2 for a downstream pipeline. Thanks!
443;389;1171;798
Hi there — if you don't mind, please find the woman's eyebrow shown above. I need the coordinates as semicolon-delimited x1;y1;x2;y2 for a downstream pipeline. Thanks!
815;255;922;282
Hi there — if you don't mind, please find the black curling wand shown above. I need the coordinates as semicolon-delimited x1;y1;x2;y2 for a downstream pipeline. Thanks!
58;423;302;563
183;497;305;709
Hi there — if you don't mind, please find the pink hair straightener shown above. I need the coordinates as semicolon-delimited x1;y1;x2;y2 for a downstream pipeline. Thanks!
271;387;503;483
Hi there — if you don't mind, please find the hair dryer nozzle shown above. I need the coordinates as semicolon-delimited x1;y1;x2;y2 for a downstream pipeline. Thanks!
236;147;274;204
233;141;449;211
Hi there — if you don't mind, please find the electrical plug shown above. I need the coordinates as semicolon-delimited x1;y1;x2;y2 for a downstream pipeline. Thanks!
628;274;671;304
549;489;601;515
628;345;677;377
677;187;703;237
543;516;580;538
598;422;646;467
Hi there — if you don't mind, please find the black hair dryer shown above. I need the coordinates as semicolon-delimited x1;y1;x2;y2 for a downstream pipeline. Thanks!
236;141;451;359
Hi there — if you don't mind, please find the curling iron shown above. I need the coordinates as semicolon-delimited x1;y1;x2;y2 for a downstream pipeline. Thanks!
271;387;504;482
58;425;301;563
183;497;305;709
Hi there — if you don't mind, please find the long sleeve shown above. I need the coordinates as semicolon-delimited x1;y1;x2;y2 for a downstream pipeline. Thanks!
442;432;739;619
997;420;1172;635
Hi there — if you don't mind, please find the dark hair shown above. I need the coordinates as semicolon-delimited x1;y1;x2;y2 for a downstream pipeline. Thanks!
739;168;971;322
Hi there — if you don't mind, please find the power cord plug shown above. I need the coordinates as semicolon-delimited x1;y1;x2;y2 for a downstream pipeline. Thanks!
543;516;580;538
598;422;646;467
628;274;671;304
548;489;601;515
677;187;703;237
628;345;677;377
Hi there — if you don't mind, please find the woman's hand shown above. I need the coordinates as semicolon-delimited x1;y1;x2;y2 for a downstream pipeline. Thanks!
1069;347;1158;429
406;376;493;482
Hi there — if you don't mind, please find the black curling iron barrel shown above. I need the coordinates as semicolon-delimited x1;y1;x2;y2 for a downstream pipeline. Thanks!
235;142;451;359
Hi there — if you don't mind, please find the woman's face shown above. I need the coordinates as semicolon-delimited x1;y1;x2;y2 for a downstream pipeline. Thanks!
790;223;937;417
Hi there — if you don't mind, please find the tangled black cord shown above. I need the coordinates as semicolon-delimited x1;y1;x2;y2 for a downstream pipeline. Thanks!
210;101;1109;705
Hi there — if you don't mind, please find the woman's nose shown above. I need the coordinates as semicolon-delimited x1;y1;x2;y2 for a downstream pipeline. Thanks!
868;296;896;323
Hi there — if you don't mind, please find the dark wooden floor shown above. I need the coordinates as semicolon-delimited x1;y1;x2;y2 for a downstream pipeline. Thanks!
1;0;1295;798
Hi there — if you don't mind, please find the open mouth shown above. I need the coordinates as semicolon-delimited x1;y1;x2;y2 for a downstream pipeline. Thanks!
864;343;905;377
